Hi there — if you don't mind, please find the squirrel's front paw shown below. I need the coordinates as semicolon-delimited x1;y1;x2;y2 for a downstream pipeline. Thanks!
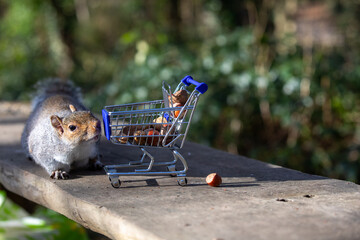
50;170;70;179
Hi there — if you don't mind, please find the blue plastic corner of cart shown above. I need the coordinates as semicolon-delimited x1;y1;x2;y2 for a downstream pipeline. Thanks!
102;109;111;141
164;112;170;122
195;83;208;94
181;75;208;94
181;75;192;86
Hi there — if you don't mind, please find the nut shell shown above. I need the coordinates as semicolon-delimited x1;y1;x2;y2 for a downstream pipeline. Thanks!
116;126;137;143
173;108;186;119
168;89;189;106
153;117;169;131
206;173;222;187
134;130;147;145
114;137;128;144
116;125;152;144
145;128;160;146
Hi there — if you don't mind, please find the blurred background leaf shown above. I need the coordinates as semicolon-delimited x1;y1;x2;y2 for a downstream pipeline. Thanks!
0;190;88;240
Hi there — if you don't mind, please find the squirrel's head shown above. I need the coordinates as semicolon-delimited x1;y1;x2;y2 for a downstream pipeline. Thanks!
50;104;101;144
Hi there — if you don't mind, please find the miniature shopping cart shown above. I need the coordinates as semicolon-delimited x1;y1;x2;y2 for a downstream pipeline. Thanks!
102;76;208;188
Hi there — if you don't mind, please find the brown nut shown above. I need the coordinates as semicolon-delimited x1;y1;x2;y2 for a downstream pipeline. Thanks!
153;117;170;131
116;126;137;143
135;124;153;132
173;107;187;119
168;89;189;106
121;126;137;135
159;125;175;136
144;128;161;146
206;173;222;187
116;137;128;144
114;137;127;144
153;117;175;136
134;130;147;145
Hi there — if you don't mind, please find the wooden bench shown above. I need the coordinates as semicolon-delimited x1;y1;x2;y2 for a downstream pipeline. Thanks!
1;107;360;240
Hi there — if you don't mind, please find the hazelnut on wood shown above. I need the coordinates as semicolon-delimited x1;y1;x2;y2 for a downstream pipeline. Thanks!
206;173;222;187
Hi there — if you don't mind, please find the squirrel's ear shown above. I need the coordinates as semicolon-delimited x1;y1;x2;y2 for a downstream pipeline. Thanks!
69;104;77;112
50;115;64;135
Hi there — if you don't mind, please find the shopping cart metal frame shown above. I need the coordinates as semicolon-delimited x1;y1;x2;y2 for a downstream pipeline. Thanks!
102;76;208;188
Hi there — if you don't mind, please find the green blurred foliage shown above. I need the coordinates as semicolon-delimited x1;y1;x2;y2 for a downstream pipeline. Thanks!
1;0;360;186
0;190;88;240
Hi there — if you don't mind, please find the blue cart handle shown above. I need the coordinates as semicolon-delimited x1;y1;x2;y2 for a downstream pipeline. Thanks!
181;76;208;94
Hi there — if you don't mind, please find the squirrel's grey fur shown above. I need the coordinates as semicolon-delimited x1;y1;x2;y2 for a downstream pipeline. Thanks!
31;79;82;110
21;78;102;179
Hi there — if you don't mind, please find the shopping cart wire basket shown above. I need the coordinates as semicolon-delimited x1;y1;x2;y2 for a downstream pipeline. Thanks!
102;76;208;187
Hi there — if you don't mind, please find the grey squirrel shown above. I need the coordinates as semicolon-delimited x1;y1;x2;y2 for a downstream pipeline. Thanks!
21;79;103;179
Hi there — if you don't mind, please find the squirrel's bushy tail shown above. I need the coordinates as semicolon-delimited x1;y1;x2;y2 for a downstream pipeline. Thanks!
32;78;82;110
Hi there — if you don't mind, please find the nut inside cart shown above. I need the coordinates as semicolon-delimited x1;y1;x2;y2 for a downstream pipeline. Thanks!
102;75;208;188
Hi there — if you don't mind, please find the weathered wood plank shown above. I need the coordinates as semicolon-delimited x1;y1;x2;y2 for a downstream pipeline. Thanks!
1;111;360;240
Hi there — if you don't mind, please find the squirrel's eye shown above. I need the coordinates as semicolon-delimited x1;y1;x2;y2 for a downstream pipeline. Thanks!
69;125;77;131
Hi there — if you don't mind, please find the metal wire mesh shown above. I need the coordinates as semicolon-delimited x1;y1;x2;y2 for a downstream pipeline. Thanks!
104;98;196;148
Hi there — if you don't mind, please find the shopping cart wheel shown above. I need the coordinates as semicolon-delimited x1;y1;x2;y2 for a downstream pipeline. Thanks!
167;165;177;177
177;177;188;186
109;176;121;188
